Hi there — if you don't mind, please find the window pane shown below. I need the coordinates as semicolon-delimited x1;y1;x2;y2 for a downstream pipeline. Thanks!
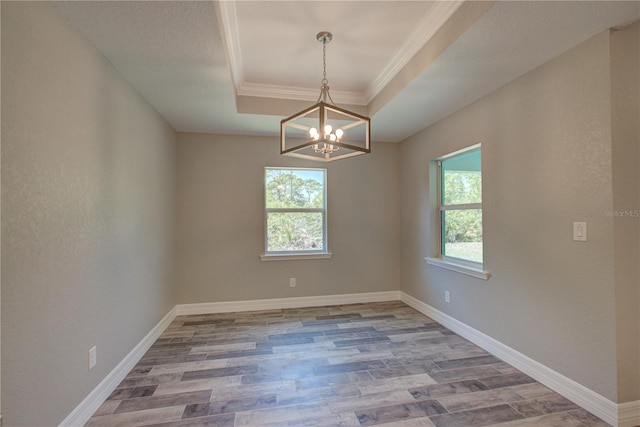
442;149;481;205
442;209;483;263
266;169;324;209
267;212;324;252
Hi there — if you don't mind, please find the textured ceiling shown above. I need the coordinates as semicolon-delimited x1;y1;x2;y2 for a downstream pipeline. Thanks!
55;1;640;142
224;1;461;104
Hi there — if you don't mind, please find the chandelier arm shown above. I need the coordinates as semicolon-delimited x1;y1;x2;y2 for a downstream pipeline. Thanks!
326;89;337;106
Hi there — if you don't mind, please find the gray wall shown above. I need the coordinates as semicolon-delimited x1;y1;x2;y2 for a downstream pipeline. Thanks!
176;133;401;304
1;3;177;425
610;21;640;404
400;30;632;402
1;2;637;425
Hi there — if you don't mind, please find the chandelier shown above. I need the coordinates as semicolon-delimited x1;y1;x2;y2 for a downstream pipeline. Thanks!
280;31;371;162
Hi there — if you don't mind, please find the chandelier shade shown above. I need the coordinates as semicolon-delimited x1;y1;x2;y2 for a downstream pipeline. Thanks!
280;32;371;162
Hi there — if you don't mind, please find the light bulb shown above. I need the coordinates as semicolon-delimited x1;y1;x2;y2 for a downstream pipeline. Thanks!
335;129;344;139
309;127;318;137
324;124;332;135
329;134;336;142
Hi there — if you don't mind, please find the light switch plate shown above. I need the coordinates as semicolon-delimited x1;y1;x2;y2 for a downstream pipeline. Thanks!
573;222;587;241
89;346;97;370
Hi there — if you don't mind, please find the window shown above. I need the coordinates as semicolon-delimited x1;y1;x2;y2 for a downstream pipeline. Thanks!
427;145;488;279
262;167;329;259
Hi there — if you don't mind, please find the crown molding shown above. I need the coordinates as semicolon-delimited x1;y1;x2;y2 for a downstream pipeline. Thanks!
218;1;365;105
237;82;367;106
219;0;462;106
216;0;243;92
365;0;464;103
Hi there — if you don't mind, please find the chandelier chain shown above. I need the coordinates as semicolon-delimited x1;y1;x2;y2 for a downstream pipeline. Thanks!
321;41;328;86
319;37;336;105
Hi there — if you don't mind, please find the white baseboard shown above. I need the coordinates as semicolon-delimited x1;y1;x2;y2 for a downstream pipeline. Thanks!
60;291;637;427
400;292;623;426
59;306;177;427
619;400;640;427
59;292;397;425
175;291;401;316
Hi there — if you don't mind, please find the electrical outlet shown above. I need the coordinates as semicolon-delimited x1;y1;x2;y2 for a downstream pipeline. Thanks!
445;291;450;303
289;278;296;288
88;346;97;370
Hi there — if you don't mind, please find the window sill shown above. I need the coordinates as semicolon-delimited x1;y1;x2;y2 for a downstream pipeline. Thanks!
425;257;490;280
260;252;333;262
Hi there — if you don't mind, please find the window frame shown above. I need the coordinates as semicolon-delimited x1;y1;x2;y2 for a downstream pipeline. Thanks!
426;144;489;280
261;167;331;261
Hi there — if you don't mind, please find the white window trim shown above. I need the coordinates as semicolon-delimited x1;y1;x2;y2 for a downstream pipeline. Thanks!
425;256;490;280
260;252;333;262
263;167;329;258
429;144;489;279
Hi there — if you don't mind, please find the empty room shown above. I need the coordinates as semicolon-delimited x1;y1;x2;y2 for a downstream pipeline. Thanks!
1;1;639;426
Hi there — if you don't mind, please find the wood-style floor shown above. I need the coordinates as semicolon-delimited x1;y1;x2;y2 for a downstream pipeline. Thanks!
87;301;610;427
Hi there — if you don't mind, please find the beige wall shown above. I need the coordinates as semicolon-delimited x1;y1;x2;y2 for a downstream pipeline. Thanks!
1;3;177;425
0;0;3;417
400;31;624;401
176;133;401;304
1;1;637;425
610;21;640;403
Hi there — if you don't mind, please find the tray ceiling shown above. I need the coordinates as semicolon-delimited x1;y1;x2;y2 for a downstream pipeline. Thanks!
55;1;640;142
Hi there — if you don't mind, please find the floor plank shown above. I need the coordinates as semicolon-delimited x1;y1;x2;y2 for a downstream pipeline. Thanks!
87;301;611;426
